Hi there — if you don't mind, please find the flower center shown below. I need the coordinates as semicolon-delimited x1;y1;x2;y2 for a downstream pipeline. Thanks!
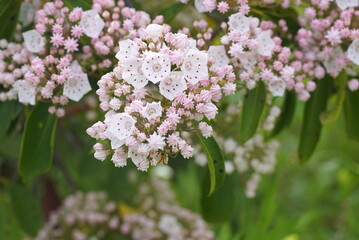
152;63;162;72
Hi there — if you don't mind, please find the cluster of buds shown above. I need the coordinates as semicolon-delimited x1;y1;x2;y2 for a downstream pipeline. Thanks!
0;40;33;102
221;12;298;98
33;177;213;240
87;23;237;171
293;0;359;92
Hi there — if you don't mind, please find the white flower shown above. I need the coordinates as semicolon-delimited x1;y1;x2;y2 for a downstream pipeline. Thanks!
148;133;166;150
145;24;163;41
181;49;208;85
128;148;149;171
228;13;250;34
195;0;208;13
141;52;171;83
335;0;359;10
268;79;286;97
348;39;359;65
159;72;187;100
63;73;91;102
115;40;139;62
70;60;84;74
141;102;163;120
111;148;127;167
324;47;344;73
22;30;45;53
107;113;136;140
122;58;148;88
80;10;105;38
208;45;230;69
257;31;275;57
13;80;36;105
158;214;183;236
19;1;35;27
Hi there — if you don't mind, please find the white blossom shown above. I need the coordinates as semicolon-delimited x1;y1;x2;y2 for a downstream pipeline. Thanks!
22;30;45;53
228;13;250;34
63;73;91;102
115;40;139;62
324;47;344;73
80;10;105;38
208;45;230;68
257;31;275;57
141;102;163;120
159;72;187;100
268;79;286;97
348;39;359;65
13;80;36;105
335;0;359;10
141;52;171;84
181;49;208;85
107;113;136;140
128;149;149;171
145;24;163;41
122;58;148;88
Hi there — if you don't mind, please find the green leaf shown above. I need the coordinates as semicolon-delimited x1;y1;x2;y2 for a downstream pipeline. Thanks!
239;81;266;144
200;174;235;222
270;91;296;138
298;76;331;163
0;194;23;240
344;89;359;141
0;101;22;139
19;103;58;180
320;70;348;124
0;0;22;40
197;134;225;196
158;2;188;23
63;0;92;10
7;183;43;236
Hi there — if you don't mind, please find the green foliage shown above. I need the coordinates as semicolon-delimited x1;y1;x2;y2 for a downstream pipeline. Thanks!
0;0;22;40
200;174;235;222
270;91;297;138
0;101;22;139
63;0;92;10
0;194;23;240
239;81;266;144
19;103;58;181
344;89;359;141
320;70;348;124
197;134;225;196
158;1;189;23
7;183;44;236
298;76;332;163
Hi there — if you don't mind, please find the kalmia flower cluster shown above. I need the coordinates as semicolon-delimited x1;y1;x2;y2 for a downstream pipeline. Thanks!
33;177;213;240
294;0;359;91
7;0;160;117
87;23;237;171
0;40;33;102
221;12;299;98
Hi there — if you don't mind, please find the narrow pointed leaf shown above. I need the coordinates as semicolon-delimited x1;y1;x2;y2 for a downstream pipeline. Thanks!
197;134;225;196
19;103;58;180
270;91;296;138
201;174;235;222
0;101;22;139
320;70;347;124
63;0;92;10
7;183;43;236
299;76;331;163
344;89;359;141
0;0;22;40
239;81;266;144
0;194;23;240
